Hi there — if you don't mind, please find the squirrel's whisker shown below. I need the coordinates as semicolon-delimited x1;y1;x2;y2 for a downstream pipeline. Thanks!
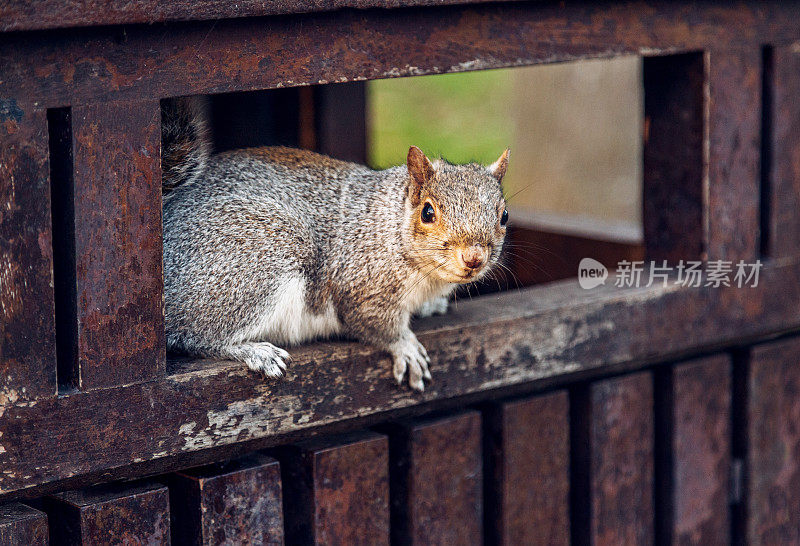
504;181;536;202
502;241;565;263
399;262;447;303
500;251;557;279
494;262;524;291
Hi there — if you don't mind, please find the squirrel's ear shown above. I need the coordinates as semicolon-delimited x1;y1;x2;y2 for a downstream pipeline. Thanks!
407;146;434;205
488;148;510;182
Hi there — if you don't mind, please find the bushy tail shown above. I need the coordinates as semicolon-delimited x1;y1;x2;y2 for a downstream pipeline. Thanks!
161;96;211;194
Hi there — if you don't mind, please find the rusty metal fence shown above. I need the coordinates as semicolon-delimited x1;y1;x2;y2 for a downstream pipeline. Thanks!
2;1;800;544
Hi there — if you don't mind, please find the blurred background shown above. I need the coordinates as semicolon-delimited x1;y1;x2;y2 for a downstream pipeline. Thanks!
367;56;644;245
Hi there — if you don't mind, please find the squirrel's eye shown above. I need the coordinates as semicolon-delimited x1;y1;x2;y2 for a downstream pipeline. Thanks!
500;209;509;226
421;202;436;223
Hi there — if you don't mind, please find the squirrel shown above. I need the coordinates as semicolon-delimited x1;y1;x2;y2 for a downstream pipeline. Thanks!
161;96;509;391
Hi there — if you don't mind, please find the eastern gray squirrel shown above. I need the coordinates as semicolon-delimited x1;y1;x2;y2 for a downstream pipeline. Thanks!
162;97;509;391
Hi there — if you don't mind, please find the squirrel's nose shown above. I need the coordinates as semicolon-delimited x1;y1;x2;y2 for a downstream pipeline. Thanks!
461;245;487;270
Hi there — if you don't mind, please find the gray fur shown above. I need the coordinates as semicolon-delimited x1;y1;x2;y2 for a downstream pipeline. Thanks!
162;98;508;391
161;96;211;193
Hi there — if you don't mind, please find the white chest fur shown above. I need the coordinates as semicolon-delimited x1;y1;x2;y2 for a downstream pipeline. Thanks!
236;276;341;346
402;274;453;315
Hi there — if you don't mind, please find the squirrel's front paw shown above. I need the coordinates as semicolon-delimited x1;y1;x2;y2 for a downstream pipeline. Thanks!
390;335;432;392
227;342;291;378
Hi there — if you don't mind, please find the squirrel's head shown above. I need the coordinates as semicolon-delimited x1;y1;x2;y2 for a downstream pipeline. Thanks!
403;146;509;284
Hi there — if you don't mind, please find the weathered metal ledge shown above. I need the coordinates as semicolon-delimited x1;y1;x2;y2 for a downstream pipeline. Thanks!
1;261;799;499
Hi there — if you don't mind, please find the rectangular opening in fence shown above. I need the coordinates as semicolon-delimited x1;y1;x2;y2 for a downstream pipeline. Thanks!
160;53;707;371
46;107;78;393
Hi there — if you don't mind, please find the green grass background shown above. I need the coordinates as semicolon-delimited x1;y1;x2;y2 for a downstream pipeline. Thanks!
366;69;515;169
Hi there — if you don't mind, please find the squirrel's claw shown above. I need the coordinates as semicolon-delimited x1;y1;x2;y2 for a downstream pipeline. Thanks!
413;339;432;380
235;342;291;379
408;374;425;392
421;365;432;381
393;358;407;385
390;335;432;392
393;355;425;391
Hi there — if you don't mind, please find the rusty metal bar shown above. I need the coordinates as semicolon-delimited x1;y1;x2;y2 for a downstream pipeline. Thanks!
589;372;655;544
660;355;731;544
0;503;48;545
279;431;389;545
44;482;170;544
71;100;165;390
764;45;800;260
2;4;800;110
746;337;800;543
706;47;761;262
0;0;521;33
486;392;570;545
385;411;483;545
168;453;284;545
0;104;57;404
